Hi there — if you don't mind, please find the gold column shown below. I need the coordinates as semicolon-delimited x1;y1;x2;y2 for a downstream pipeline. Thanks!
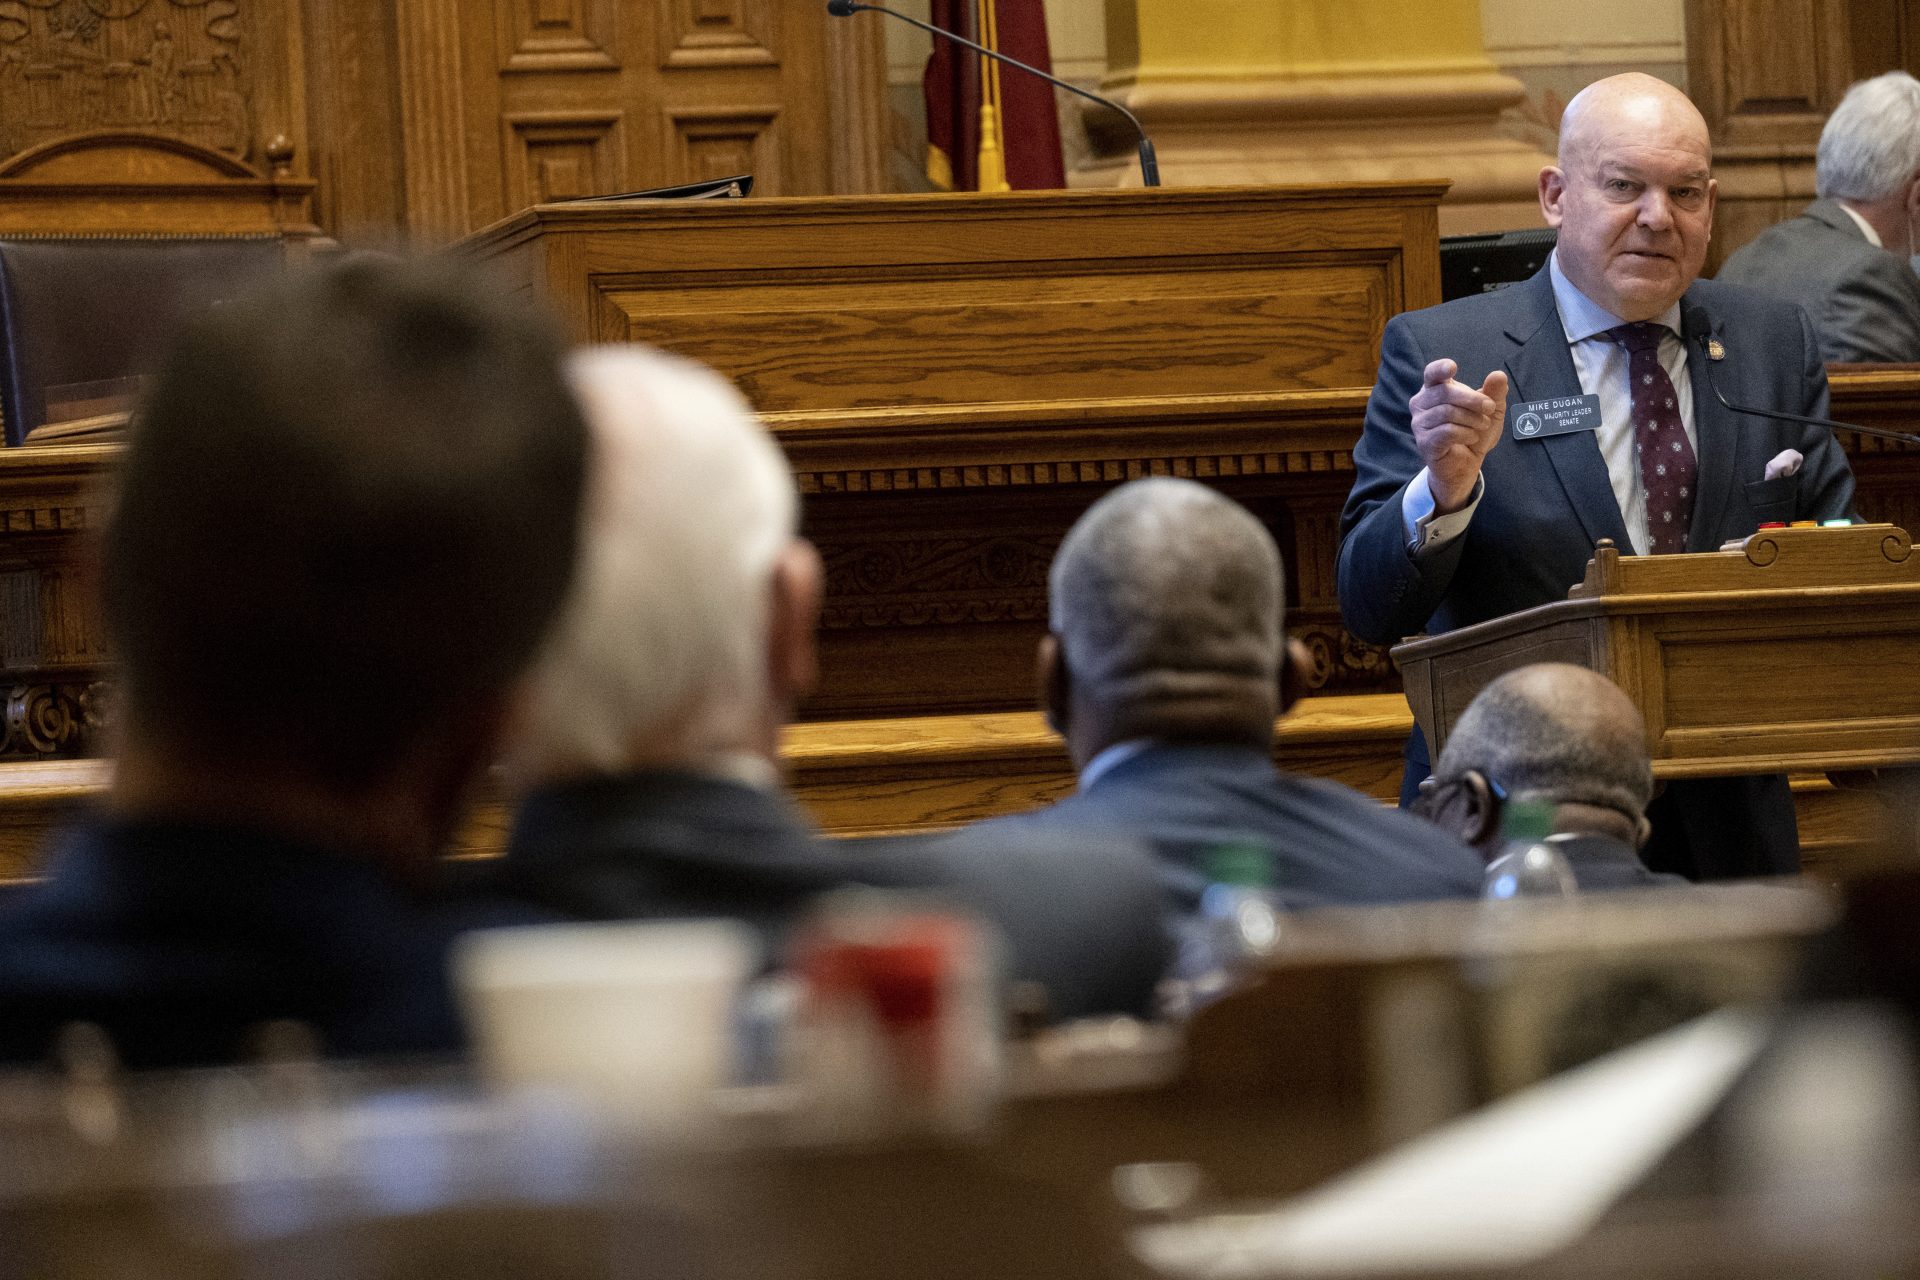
1082;0;1553;234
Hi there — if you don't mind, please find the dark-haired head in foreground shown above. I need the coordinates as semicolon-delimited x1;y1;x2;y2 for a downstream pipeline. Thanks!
0;257;588;1068
1417;663;1682;890
962;476;1484;916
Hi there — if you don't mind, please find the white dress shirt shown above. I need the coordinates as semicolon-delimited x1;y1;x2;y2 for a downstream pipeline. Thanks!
1078;738;1155;791
1837;202;1884;247
1402;251;1697;557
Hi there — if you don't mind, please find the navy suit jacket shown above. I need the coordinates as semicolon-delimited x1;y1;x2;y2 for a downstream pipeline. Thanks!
0;817;471;1070
958;743;1486;914
1337;268;1856;879
1551;833;1687;892
461;770;1171;1022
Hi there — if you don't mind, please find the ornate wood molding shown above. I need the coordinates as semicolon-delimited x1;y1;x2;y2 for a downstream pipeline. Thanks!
797;448;1358;495
0;682;106;759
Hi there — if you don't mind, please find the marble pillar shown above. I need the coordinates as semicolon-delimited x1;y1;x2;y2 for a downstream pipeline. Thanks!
1079;0;1555;234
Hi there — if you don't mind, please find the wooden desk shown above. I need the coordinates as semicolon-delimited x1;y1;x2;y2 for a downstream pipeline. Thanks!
1396;524;1920;779
458;185;1446;717
0;696;1413;878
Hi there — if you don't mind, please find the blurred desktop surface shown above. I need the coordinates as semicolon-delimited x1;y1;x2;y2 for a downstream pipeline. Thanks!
0;880;1916;1279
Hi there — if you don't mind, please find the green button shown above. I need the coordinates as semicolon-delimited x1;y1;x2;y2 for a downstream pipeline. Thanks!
1821;518;1853;527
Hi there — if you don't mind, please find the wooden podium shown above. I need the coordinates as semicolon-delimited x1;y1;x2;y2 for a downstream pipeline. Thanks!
1394;524;1920;778
457;185;1447;717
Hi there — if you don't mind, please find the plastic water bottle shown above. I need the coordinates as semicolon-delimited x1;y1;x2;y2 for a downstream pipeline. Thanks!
1482;797;1578;899
1167;843;1285;1012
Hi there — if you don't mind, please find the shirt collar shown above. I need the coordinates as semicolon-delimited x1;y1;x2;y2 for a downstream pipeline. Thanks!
1836;201;1883;247
1548;249;1684;345
1078;738;1156;791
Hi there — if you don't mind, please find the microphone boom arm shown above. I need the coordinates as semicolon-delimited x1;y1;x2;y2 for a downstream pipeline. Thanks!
1698;353;1920;448
830;0;1160;188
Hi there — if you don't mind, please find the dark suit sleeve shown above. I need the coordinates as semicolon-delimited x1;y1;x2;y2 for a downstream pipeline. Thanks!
1337;314;1470;646
849;824;1172;1022
1789;304;1858;522
1820;253;1920;364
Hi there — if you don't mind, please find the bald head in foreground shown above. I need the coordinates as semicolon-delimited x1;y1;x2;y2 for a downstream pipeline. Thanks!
1417;664;1681;891
959;476;1484;916
463;347;1169;1022
1338;72;1855;881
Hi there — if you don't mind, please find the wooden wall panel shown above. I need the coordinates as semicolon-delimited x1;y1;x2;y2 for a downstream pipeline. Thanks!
503;111;624;208
1687;0;1858;270
379;0;884;242
300;0;406;241
0;0;886;244
497;0;618;72
1848;0;1920;75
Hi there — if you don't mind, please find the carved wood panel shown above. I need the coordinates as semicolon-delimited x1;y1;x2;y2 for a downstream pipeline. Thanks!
504;110;620;208
665;106;778;188
660;0;776;70
0;0;886;243
497;0;615;73
0;0;315;207
1688;0;1851;154
598;263;1392;414
386;0;874;240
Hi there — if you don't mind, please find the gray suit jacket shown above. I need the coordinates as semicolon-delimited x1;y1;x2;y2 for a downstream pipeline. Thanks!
1716;199;1920;364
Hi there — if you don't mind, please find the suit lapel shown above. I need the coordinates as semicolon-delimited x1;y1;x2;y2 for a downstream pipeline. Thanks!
1500;272;1634;552
1680;294;1742;552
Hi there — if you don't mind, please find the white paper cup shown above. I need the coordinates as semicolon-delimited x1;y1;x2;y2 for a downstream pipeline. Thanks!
454;918;759;1139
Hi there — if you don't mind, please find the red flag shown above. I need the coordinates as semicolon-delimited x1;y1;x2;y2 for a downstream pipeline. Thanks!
923;0;1067;191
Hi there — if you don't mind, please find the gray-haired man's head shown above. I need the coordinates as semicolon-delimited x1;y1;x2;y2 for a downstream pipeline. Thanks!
1043;477;1290;766
1425;664;1655;852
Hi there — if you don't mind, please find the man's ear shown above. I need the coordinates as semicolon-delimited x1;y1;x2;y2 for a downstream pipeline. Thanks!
1279;637;1312;715
1412;771;1502;856
1634;812;1654;850
1038;632;1069;737
767;538;824;706
1539;165;1567;226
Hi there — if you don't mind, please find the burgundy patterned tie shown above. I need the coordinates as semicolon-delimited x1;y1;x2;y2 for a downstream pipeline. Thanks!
1606;321;1696;555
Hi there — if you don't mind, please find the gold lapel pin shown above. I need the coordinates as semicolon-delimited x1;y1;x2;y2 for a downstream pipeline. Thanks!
1706;338;1726;361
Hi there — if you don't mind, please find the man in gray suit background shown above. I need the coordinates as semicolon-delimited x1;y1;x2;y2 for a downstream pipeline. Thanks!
1718;71;1920;364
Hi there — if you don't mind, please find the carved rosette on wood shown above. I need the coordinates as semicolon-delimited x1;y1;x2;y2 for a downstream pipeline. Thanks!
1293;620;1396;693
2;680;105;757
0;0;250;162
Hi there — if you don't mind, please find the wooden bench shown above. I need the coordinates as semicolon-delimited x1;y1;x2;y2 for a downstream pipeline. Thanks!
0;694;1891;881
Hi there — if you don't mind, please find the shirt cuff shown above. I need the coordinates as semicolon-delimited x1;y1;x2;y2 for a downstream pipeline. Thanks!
1401;469;1484;557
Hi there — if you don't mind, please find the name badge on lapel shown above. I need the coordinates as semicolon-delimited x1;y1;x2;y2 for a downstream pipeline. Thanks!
1509;394;1602;441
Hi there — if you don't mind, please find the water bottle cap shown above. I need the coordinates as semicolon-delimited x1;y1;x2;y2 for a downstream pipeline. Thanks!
1499;797;1556;842
1207;842;1274;888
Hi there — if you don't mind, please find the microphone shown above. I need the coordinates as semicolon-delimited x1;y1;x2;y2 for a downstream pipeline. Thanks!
826;0;1160;189
1689;328;1920;448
